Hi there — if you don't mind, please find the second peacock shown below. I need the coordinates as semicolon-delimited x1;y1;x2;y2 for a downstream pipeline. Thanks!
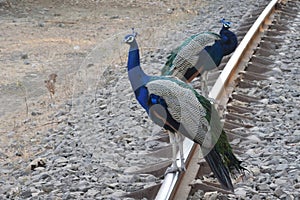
161;19;238;83
124;30;243;192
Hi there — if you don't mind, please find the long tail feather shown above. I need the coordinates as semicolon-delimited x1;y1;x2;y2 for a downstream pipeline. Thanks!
204;146;234;192
217;131;246;174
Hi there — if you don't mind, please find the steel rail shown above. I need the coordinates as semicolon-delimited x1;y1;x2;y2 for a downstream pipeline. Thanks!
155;0;280;199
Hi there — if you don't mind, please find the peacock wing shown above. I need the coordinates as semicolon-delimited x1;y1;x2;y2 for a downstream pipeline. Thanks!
146;78;211;144
170;32;221;79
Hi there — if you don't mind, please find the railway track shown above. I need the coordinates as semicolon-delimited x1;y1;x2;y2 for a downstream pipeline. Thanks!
123;0;298;199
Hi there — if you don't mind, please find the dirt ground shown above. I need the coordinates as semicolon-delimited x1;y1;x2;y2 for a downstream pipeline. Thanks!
0;0;205;164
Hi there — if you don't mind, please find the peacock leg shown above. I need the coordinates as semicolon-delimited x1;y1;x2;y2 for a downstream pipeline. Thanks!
176;133;186;171
165;132;180;174
200;71;209;97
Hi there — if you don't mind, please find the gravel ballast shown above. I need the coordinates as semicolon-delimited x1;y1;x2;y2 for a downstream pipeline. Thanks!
1;0;299;199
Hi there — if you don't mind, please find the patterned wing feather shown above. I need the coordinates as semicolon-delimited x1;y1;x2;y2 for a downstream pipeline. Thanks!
163;32;221;78
146;79;209;143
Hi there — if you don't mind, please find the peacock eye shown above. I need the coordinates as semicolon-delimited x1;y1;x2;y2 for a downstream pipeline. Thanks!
128;36;134;42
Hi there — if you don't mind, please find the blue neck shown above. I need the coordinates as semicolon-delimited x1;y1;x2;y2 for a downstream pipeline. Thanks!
127;41;149;91
127;41;150;112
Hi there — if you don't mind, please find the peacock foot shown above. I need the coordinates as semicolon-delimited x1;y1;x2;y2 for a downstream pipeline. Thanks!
179;165;186;172
165;165;186;175
165;166;180;175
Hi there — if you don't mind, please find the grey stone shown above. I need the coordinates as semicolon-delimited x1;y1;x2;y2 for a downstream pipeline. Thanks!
269;183;277;189
38;21;45;27
294;183;300;189
21;53;28;59
251;166;260;176
77;180;91;192
24;59;30;65
39;173;51;181
246;135;261;143
21;190;32;198
279;193;292;200
31;111;42;116
118;174;140;183
274;187;284;197
58;23;65;28
234;187;247;198
99;104;107;110
167;8;174;14
203;192;218;200
86;188;100;197
276;164;288;171
257;183;269;191
274;170;287;178
252;194;261;200
42;183;54;193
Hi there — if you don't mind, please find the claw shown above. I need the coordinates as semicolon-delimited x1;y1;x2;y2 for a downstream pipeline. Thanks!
165;162;186;176
165;166;180;175
179;165;186;172
179;161;186;172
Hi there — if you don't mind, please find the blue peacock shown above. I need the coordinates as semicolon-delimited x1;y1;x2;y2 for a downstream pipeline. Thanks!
161;19;238;83
124;30;243;191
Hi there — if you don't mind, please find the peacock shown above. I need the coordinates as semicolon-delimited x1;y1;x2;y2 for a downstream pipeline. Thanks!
161;19;238;83
124;30;243;191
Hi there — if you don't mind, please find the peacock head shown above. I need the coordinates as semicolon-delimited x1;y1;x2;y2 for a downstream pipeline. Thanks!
220;18;231;29
124;28;138;45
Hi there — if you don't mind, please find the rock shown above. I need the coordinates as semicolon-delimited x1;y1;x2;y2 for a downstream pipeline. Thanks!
275;164;288;171
24;60;30;65
86;188;100;197
218;194;228;200
274;187;284;197
0;184;13;195
26;158;46;172
230;138;240;145
38;21;45;27
31;111;42;116
42;183;54;193
21;53;28;59
269;183;277;189
77;181;90;192
15;151;23;156
234;188;247;198
0;151;8;159
260;165;273;173
275;178;288;185
286;135;300;143
21;190;32;198
118;174;139;183
101;187;114;196
251;166;260;176
257;183;269;191
279;193;292;200
293;183;300;189
274;170;287;178
109;15;119;19
252;194;261;200
167;8;174;14
203;191;218;200
62;192;72;200
39;173;51;181
99;104;107;110
55;157;68;167
246;135;261;143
